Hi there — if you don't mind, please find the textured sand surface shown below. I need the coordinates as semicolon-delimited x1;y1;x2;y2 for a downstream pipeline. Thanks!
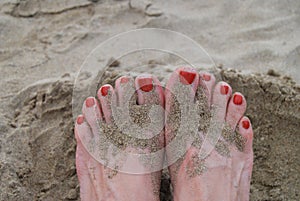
0;0;299;200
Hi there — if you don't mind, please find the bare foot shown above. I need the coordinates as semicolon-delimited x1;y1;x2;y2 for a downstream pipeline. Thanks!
75;75;165;201
165;67;254;201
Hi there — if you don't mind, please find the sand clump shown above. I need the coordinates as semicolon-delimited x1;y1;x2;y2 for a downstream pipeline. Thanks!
86;91;164;174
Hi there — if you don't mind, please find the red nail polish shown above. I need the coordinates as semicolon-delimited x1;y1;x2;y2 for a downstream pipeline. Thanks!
220;85;229;95
202;74;211;81
233;94;243;105
179;70;197;85
77;115;84;124
138;77;153;92
101;86;110;96
86;97;95;107
120;77;129;84
242;119;250;129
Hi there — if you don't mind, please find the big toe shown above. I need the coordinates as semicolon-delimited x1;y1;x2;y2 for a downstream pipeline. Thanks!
165;67;200;111
134;74;165;141
135;74;164;106
82;96;102;138
115;75;135;107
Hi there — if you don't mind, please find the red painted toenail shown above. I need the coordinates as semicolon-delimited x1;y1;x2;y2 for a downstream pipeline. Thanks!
101;86;110;96
138;78;153;92
220;85;229;95
86;97;95;107
233;94;243;105
120;77;129;84
242;119;250;129
179;70;196;85
77;115;84;124
202;74;211;81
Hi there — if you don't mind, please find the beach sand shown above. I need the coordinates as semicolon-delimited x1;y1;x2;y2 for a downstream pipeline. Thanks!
0;0;299;200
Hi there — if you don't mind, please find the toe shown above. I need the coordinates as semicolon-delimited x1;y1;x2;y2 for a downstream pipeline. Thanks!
165;67;199;155
165;67;199;111
97;84;115;124
75;115;96;199
199;72;216;106
76;114;85;125
75;125;97;200
135;74;164;106
75;115;93;148
236;117;253;201
75;115;104;201
212;81;232;121
174;67;199;91
225;92;247;130
237;116;253;154
82;97;102;138
178;67;199;86
75;115;92;153
115;76;135;106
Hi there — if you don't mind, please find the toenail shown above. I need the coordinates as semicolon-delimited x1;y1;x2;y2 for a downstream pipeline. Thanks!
138;77;153;92
202;74;211;81
220;84;229;95
233;94;243;105
120;77;129;84
101;85;110;96
242;119;250;129
77;115;84;124
86;97;95;107
179;70;197;85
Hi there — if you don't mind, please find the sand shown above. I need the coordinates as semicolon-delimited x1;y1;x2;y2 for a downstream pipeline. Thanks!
0;0;299;200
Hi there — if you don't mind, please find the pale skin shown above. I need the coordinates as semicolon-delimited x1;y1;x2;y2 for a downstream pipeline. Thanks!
75;67;254;201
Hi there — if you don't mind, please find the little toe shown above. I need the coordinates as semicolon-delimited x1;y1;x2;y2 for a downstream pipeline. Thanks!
211;81;232;121
225;92;247;130
199;71;216;106
75;114;93;144
236;116;253;201
75;115;98;201
97;84;115;124
135;74;164;106
82;97;102;138
237;116;253;154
